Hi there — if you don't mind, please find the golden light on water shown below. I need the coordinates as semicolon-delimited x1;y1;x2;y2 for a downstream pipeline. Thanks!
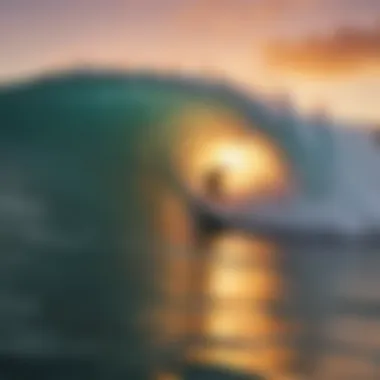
151;173;296;377
186;232;294;378
207;232;278;269
149;189;303;378
151;106;296;376
204;234;284;301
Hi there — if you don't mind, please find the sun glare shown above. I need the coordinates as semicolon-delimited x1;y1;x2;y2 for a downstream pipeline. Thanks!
173;105;290;204
205;138;287;199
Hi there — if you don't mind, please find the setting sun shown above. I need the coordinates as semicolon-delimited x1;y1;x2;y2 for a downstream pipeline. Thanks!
174;107;291;204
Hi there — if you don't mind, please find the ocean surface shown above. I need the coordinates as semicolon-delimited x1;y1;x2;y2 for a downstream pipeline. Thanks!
158;231;380;380
1;232;380;380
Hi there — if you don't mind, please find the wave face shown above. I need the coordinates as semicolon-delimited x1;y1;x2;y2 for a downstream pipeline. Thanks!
1;70;380;379
1;70;379;239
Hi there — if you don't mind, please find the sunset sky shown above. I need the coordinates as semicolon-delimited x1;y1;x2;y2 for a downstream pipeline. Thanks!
1;0;380;124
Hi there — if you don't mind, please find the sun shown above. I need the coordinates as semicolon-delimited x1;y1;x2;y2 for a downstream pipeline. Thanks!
173;104;291;204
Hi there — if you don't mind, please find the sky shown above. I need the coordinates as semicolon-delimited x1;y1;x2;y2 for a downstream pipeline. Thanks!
1;0;380;124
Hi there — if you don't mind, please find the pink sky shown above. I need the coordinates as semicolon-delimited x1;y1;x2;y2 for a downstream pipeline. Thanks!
1;0;380;123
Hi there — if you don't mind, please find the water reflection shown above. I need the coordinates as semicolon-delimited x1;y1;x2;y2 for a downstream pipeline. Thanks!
156;214;380;380
183;232;294;379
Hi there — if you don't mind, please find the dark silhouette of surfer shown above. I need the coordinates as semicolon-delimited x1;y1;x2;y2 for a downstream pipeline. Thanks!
203;165;225;201
196;166;227;237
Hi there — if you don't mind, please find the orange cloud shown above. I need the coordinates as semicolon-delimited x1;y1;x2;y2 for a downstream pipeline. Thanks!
264;22;380;77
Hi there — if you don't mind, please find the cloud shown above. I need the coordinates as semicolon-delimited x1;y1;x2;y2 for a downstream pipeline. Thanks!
264;22;380;77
